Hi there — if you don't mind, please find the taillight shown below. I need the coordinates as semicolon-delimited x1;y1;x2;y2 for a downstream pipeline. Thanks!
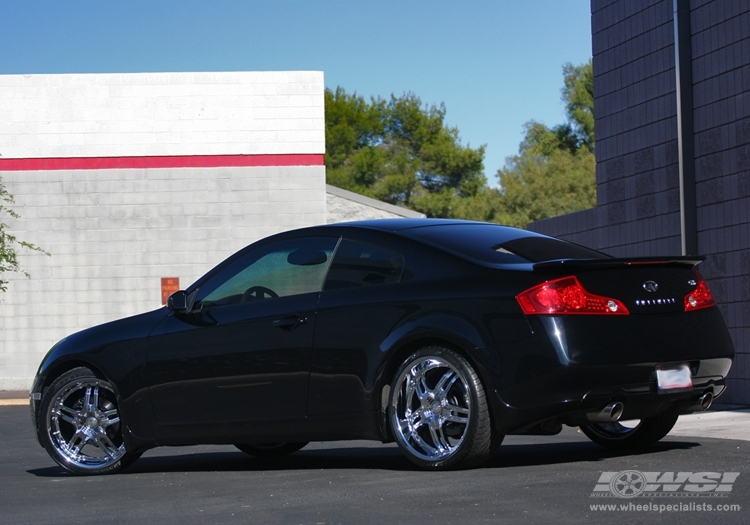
684;272;715;311
517;276;629;315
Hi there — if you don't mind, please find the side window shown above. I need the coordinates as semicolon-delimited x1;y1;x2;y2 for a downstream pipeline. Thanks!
194;237;338;309
324;239;404;291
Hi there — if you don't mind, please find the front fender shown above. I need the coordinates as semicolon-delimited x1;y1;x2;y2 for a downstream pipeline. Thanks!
30;308;169;449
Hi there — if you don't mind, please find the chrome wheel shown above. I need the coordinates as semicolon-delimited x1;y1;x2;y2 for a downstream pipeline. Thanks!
389;347;494;469
39;368;135;475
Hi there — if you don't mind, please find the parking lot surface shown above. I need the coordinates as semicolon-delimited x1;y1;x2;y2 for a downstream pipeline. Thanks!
1;405;747;524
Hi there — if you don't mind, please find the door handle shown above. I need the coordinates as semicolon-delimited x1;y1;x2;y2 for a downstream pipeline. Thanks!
272;315;307;330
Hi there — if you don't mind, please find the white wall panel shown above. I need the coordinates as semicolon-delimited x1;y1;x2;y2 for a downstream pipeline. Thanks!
0;71;324;159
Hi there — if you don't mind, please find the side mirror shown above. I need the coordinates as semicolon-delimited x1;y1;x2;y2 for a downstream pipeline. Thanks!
167;290;189;313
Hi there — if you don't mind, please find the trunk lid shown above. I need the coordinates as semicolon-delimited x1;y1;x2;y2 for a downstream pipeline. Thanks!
534;257;704;315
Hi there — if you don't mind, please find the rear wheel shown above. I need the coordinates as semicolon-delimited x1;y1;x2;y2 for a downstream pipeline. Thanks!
234;442;308;457
580;408;680;450
388;347;496;470
38;367;139;475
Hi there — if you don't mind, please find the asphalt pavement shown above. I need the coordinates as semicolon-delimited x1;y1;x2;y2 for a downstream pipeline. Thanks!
2;403;748;525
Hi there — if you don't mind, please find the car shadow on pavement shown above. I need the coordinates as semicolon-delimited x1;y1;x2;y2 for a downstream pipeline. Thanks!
488;438;700;469
26;438;703;477
127;446;417;474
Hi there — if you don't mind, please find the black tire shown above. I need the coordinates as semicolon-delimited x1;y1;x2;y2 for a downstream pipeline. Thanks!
388;346;496;470
38;367;139;475
234;442;308;457
579;408;680;450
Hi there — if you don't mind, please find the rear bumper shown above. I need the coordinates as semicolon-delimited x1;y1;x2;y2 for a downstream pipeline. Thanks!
494;360;729;434
487;307;734;435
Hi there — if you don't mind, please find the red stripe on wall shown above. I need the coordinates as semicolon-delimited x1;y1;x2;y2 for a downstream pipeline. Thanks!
0;154;324;171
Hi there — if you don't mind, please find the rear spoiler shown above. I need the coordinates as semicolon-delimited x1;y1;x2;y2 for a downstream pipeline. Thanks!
533;255;705;272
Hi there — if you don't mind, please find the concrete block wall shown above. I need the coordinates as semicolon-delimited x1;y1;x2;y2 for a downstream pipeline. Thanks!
0;71;326;390
530;0;749;406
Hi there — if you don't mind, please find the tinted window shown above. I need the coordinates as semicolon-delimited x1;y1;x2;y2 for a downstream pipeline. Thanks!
497;236;608;262
324;239;404;290
194;237;338;309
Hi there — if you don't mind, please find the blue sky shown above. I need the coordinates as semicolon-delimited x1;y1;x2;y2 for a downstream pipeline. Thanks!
0;0;592;184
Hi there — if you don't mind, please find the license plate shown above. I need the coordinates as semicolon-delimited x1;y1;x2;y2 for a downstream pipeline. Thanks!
656;364;693;391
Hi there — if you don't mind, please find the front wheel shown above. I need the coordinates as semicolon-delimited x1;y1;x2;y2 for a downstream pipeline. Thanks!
580;408;680;450
38;367;139;475
388;347;496;470
234;442;308;457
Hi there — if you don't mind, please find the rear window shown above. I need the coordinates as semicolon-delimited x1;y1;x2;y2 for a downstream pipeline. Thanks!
497;236;609;262
401;224;609;264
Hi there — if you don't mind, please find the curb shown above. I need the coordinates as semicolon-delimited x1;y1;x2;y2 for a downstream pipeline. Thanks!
0;399;28;406
669;408;750;442
0;391;27;406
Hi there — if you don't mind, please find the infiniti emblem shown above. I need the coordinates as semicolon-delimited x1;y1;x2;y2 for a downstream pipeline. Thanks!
643;281;659;293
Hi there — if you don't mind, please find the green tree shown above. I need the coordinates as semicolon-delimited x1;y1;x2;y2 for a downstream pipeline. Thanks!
325;59;595;226
562;60;595;151
496;60;596;227
496;148;595;227
325;87;493;219
0;177;49;292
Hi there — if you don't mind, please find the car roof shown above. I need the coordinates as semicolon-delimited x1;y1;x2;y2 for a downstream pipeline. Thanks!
325;218;546;243
328;218;511;232
314;219;547;265
316;219;608;266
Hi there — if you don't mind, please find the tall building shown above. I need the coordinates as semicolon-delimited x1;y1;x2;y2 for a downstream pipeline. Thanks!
531;0;749;405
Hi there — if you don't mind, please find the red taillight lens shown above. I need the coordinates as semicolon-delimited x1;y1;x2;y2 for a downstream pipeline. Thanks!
684;272;716;311
516;276;629;315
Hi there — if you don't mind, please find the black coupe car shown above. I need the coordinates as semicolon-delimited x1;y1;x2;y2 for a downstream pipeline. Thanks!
30;219;734;474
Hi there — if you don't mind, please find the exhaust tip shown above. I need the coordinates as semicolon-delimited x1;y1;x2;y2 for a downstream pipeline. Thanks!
587;401;624;422
609;401;624;421
678;391;714;414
